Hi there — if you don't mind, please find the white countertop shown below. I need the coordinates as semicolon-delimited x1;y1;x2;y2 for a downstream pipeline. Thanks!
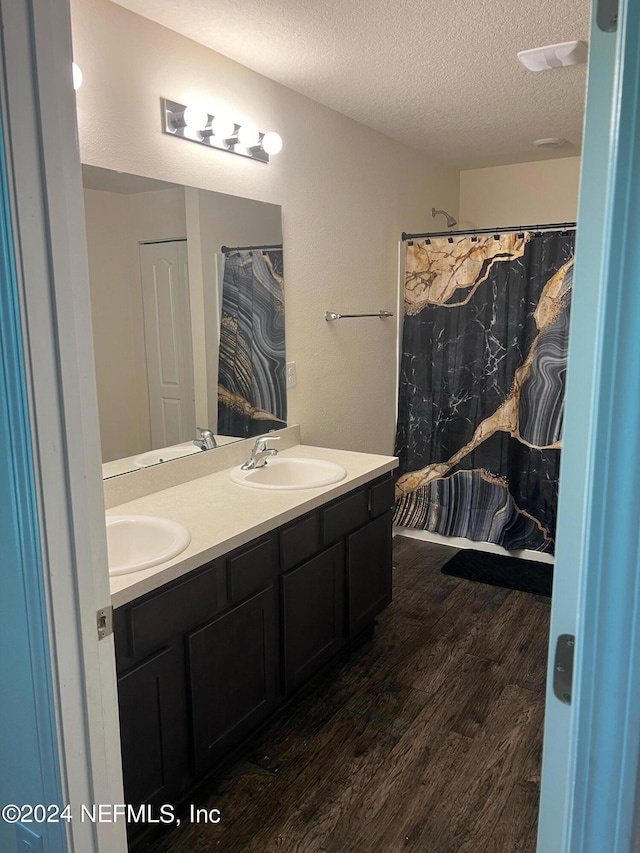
109;444;397;608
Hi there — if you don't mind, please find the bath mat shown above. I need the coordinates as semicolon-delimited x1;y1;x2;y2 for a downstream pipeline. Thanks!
441;549;553;596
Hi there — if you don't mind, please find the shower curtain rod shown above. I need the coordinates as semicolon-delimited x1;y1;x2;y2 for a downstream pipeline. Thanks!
401;221;577;242
221;243;283;253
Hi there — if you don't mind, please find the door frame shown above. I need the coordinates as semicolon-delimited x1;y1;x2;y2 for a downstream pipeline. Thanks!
565;0;640;847
1;1;126;851
538;0;640;849
6;0;640;852
0;33;68;853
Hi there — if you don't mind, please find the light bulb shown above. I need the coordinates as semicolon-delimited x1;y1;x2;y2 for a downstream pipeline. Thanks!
210;113;236;140
72;62;83;91
261;131;283;155
182;105;209;132
237;123;260;148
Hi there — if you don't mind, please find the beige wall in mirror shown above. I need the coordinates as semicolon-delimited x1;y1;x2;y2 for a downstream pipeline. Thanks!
71;0;460;458
82;166;283;477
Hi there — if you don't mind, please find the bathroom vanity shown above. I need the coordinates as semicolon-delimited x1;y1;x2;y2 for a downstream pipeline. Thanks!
107;438;396;836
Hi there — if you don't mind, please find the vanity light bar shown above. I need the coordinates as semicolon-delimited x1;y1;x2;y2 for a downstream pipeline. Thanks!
161;98;282;164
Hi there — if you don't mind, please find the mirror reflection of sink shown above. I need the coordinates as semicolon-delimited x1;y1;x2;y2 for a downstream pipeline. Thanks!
229;457;347;490
132;436;244;468
132;444;201;468
106;515;191;576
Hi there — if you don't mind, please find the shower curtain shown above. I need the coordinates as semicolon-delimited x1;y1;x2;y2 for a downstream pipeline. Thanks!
217;248;287;438
394;230;575;554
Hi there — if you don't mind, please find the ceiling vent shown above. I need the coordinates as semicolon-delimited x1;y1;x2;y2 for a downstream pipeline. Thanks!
518;41;588;72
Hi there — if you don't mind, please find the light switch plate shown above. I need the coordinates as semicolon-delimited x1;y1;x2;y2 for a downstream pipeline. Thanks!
286;361;297;388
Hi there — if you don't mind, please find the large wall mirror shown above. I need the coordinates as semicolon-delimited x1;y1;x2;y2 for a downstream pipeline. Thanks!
81;166;286;479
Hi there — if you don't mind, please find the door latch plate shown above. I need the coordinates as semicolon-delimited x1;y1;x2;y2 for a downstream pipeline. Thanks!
97;605;113;640
597;0;618;31
553;633;575;705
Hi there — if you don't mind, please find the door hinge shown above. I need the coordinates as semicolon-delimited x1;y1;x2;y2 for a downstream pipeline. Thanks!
597;0;618;31
553;634;575;704
96;605;113;640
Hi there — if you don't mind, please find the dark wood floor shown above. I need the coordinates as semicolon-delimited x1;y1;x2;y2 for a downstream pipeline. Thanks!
137;536;551;853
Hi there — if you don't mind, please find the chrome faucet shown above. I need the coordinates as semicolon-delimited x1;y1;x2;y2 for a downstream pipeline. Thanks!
240;434;280;470
193;427;217;451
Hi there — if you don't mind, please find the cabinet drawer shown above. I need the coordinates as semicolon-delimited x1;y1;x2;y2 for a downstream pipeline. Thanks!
369;476;396;517
321;488;368;546
227;537;276;602
280;513;320;571
127;564;224;662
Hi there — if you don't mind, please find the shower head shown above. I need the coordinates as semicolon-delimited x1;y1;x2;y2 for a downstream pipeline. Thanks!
432;207;458;229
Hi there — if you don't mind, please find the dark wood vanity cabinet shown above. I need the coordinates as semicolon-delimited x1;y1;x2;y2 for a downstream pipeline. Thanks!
281;543;345;692
188;585;278;773
114;562;226;811
116;644;189;809
347;511;393;637
113;470;395;827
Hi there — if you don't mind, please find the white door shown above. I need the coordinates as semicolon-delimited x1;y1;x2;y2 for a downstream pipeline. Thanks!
140;240;196;448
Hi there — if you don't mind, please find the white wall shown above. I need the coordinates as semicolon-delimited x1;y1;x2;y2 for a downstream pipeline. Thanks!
459;157;581;229
71;0;459;455
84;185;186;461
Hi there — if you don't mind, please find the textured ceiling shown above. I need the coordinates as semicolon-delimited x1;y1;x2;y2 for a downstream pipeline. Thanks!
111;0;591;169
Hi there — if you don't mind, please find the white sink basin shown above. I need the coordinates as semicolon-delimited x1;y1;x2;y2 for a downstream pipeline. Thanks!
229;457;347;490
133;444;201;468
106;515;191;575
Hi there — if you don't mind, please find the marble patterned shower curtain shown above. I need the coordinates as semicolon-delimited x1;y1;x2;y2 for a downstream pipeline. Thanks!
394;230;575;554
217;249;287;438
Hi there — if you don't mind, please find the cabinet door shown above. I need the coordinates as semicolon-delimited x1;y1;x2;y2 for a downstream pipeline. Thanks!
117;646;189;810
188;587;277;773
281;543;345;693
346;510;393;637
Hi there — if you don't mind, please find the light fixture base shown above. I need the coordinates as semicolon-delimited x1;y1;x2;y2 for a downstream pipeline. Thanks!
162;98;270;163
533;137;568;148
518;41;588;72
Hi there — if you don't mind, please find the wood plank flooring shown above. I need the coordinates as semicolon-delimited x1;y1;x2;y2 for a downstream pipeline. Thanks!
136;536;551;853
